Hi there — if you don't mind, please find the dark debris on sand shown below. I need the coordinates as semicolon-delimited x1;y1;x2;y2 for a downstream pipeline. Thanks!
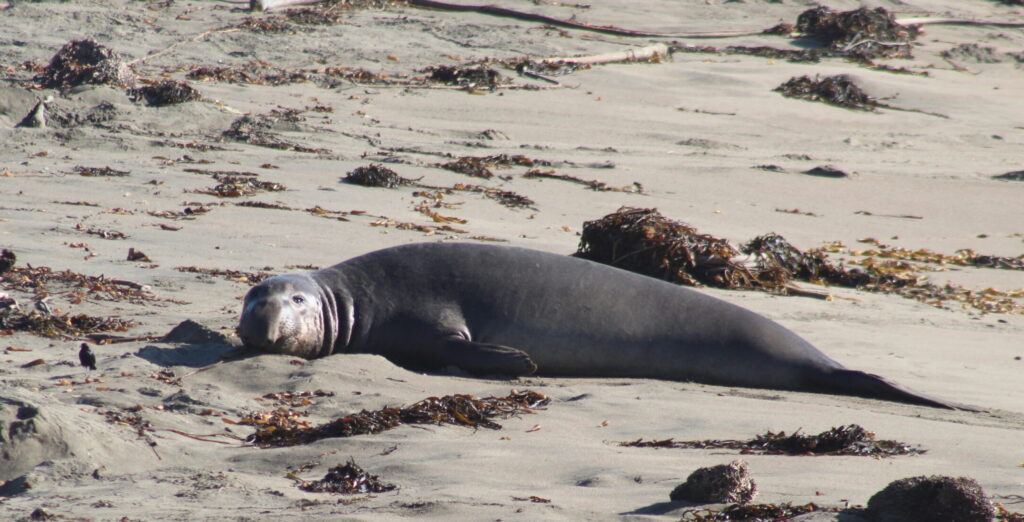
867;475;994;522
425;65;504;90
622;424;924;457
796;6;917;60
343;164;410;188
38;38;137;89
576;207;1023;314
774;75;878;111
222;109;331;154
681;502;840;521
128;80;202;107
574;207;753;289
298;459;396;494
242;390;549;448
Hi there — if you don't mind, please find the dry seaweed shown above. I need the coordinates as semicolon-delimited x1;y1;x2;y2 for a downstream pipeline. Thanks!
681;502;840;521
523;168;642;193
576;208;1022;313
455;184;535;209
38;38;137;89
796;6;917;59
192;173;286;198
574;207;754;288
128;80;202;107
260;389;335;408
1;266;157;303
147;205;212;220
775;75;878;111
439;157;495;179
73;166;130;177
72;223;127;240
235;201;294;211
343;164;410;188
242;390;549;448
298;459;396;494
0;307;136;339
222;110;330;153
425;65;503;89
175;266;274;284
187;62;395;88
621;425;924;457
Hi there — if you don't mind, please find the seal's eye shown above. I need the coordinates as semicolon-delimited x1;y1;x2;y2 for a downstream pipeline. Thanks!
292;295;305;304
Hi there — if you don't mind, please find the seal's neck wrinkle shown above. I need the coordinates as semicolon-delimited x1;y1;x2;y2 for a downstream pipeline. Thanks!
314;274;349;357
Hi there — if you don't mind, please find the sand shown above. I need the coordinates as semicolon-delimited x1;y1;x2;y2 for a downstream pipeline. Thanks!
1;0;1022;519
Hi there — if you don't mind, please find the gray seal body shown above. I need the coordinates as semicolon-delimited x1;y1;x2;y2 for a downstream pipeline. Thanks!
237;242;972;409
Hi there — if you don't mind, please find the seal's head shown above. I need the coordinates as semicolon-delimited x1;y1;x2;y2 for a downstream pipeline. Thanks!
237;274;330;359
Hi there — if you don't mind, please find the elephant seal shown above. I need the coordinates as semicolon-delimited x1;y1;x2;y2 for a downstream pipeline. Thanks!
237;242;973;410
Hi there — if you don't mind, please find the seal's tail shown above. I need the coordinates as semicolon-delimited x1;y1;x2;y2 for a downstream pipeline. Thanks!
824;369;983;411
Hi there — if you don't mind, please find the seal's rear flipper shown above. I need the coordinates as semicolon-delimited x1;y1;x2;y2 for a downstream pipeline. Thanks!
827;369;984;412
436;336;538;377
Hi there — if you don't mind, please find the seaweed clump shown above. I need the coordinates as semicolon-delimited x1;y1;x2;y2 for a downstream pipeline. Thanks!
670;460;757;504
242;390;549;448
343;164;408;188
682;502;837;521
426;65;503;90
38;39;137;89
576;207;1023;313
866;475;994;522
796;6;917;59
774;74;878;111
193;173;285;198
574;207;755;288
621;424;924;457
129;80;202;107
0;307;136;339
298;459;396;494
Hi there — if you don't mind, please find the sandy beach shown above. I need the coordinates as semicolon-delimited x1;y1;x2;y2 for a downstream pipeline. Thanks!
1;0;1022;519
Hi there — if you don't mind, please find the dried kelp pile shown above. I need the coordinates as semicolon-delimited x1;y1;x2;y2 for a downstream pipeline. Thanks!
222;109;330;153
298;459;396;494
37;38;137;89
128;80;202;107
0;264;152;338
523;169;643;193
343;164;410;188
260;389;335;408
2;265;156;303
682;502;840;521
425;65;504;90
796;6;917;59
621;425;924;457
241;390;549;448
0;308;136;339
187;62;393;88
677;7;920;70
192;172;286;198
340;161;535;210
775;75;879;111
849;238;1024;271
574;207;757;288
576;208;1024;314
175;266;274;284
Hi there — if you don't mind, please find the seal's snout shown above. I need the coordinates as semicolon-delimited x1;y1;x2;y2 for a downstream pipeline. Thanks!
237;297;282;351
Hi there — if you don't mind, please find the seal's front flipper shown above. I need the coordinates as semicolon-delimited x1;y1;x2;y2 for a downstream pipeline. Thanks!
436;336;538;377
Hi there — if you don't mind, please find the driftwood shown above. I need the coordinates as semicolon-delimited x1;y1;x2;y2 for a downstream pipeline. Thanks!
543;43;669;66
